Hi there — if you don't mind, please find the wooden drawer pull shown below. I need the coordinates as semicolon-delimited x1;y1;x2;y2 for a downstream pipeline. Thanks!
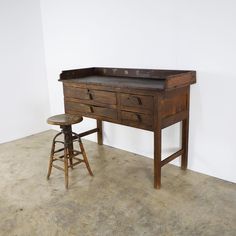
89;106;94;113
87;89;93;100
135;114;142;122
128;96;142;105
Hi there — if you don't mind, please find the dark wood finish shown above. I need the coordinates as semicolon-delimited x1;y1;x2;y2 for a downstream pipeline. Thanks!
59;67;196;189
154;95;162;189
65;125;74;170
97;120;103;145
78;128;99;138
161;110;188;129
60;67;196;90
181;87;190;170
120;93;153;111
161;149;184;167
65;101;118;120
64;84;117;105
161;87;188;118
120;111;153;130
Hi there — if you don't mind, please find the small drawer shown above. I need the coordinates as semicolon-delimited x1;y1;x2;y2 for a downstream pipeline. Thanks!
89;90;117;105
120;93;153;110
65;101;91;113
92;106;117;120
121;111;153;129
64;86;90;100
65;101;117;120
64;85;117;105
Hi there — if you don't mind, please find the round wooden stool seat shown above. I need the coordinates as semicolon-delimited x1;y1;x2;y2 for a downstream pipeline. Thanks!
47;114;83;126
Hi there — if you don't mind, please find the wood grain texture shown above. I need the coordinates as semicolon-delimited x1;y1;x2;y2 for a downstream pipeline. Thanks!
60;67;196;90
181;87;190;170
120;93;154;111
97;120;103;145
154;95;162;189
120;111;153;130
47;114;83;126
161;87;188;119
64;84;117;105
60;67;196;189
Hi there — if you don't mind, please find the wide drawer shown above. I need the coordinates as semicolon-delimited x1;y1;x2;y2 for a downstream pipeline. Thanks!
120;93;153;111
121;110;153;129
64;85;117;105
65;101;118;120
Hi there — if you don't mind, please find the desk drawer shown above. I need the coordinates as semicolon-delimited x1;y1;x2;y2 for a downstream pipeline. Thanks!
91;106;117;120
64;85;117;105
121;111;153;129
65;101;91;113
65;101;117;120
120;93;153;111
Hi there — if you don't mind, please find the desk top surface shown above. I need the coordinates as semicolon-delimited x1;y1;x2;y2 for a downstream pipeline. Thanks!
60;67;196;91
62;76;166;90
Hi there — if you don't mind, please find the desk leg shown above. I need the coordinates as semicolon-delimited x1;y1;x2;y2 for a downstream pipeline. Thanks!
154;128;162;189
154;95;162;189
97;120;103;145
181;88;190;170
181;118;189;170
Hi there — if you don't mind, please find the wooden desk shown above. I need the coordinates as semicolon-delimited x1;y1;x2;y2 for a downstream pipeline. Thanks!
59;67;196;189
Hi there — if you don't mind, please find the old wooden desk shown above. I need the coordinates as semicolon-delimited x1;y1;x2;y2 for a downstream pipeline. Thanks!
59;67;196;189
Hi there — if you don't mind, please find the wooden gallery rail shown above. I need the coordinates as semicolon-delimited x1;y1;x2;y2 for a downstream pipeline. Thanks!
59;67;196;189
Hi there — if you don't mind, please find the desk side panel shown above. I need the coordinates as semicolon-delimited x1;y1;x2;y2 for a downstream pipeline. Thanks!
161;87;189;128
165;72;196;90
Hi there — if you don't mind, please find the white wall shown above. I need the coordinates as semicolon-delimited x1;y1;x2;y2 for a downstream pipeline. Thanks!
40;0;236;183
0;0;50;143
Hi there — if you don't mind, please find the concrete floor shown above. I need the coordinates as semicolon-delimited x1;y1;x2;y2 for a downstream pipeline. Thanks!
0;130;235;236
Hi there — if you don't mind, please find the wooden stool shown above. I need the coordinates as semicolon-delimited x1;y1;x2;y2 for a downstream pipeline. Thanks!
47;114;93;189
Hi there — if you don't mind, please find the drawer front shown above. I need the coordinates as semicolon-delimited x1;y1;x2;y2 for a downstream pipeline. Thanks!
64;85;117;105
65;101;91;113
121;111;153;129
91;90;116;105
65;101;117;120
92;106;117;120
64;86;89;100
120;93;153;111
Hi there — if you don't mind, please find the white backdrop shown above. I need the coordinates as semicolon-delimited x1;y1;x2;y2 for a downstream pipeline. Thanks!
40;0;236;183
2;0;234;183
0;0;50;143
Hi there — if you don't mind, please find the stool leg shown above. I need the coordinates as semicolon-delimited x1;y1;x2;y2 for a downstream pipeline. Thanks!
68;126;74;169
47;139;55;180
47;132;62;180
79;138;93;176
69;153;73;170
64;147;69;189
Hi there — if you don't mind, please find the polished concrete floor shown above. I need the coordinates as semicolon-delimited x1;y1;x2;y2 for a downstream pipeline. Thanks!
0;130;235;236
